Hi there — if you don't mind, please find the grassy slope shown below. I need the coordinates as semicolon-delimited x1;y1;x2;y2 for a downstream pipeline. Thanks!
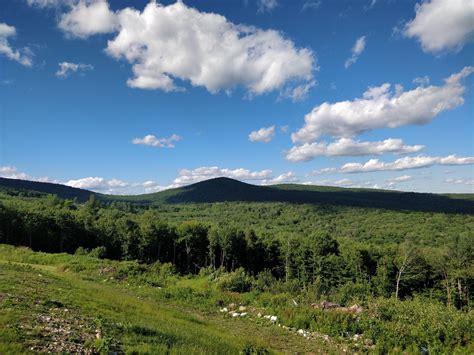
0;245;336;354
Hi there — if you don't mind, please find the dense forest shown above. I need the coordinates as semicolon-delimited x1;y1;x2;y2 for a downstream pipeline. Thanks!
1;179;472;309
0;178;473;352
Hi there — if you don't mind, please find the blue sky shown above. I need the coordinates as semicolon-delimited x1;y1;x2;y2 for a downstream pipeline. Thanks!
0;0;473;194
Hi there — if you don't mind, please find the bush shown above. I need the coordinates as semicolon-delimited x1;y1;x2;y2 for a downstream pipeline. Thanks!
89;246;107;259
216;268;253;293
253;269;276;293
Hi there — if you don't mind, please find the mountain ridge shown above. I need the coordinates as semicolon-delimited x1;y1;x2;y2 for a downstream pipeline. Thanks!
0;176;473;214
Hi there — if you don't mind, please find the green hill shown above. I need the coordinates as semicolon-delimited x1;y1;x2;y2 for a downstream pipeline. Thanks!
0;177;96;202
1;176;473;213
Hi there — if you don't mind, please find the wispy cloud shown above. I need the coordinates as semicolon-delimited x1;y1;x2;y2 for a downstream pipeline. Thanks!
55;61;93;78
345;36;366;68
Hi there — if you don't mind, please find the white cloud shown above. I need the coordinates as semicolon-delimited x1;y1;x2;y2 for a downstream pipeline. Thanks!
132;134;182;148
173;167;273;186
404;0;474;53
261;171;299;185
444;178;474;186
55;61;93;77
65;176;170;194
0;23;33;67
387;175;413;182
302;1;322;11
0;166;30;180
59;0;117;38
257;0;279;13
315;155;474;174
386;175;413;187
248;126;276;143
286;138;424;161
292;66;474;142
304;178;377;189
280;80;316;102
57;1;314;96
345;36;366;69
26;0;72;7
412;75;430;86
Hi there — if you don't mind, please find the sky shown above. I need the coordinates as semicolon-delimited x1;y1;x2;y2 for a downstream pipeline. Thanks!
0;0;473;194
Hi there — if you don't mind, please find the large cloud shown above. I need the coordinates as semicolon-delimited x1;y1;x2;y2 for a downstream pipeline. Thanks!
292;66;473;143
404;0;474;53
286;138;424;161
0;23;33;66
315;155;474;174
57;1;315;96
58;0;118;38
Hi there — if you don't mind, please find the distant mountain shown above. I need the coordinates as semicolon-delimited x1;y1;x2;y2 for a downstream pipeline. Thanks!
0;177;97;202
1;176;473;214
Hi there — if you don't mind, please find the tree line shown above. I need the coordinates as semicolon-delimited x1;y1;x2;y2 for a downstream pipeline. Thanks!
0;193;472;309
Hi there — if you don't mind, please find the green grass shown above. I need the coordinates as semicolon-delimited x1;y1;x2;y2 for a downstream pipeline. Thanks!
0;245;336;354
1;244;472;354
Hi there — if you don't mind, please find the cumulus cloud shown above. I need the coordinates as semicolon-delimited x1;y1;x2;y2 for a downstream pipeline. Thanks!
56;1;314;96
286;138;424;161
173;167;273;186
0;23;33;67
257;0;279;13
0;166;31;180
59;0;117;38
292;66;474;142
55;61;93;77
132;134;182;148
404;0;474;53
261;171;299;185
315;155;474;174
65;176;170;194
345;36;366;69
248;126;276;143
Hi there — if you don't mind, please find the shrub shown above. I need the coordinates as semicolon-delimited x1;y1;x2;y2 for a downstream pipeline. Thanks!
216;268;253;293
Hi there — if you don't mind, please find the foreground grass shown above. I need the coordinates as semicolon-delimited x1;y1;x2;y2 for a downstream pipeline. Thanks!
0;245;472;354
0;245;337;354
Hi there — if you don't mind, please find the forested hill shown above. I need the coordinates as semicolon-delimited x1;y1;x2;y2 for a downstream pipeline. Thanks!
1;176;473;213
0;177;96;202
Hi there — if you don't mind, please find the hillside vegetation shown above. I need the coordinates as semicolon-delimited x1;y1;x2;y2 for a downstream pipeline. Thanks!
0;177;473;353
2;176;473;213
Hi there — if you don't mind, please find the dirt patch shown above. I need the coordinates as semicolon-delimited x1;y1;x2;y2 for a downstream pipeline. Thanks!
98;266;116;275
22;308;99;353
